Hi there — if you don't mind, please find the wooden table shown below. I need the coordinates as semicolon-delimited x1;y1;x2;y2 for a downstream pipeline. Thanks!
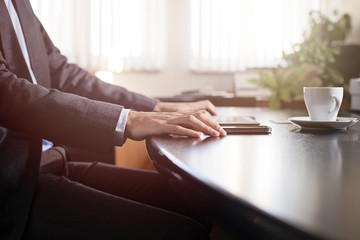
146;107;360;240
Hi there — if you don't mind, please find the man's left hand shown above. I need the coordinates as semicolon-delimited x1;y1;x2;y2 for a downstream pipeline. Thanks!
154;100;218;115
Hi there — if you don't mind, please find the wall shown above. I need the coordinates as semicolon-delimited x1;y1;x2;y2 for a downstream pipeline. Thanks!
113;0;360;98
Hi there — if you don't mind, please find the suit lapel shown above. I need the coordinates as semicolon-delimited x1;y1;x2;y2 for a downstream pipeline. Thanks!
12;0;51;87
0;0;32;82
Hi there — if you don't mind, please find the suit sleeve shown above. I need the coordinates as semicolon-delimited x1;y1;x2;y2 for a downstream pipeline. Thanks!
0;50;123;153
36;18;159;112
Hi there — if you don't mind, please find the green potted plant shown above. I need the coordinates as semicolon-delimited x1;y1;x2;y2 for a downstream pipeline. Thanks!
250;11;352;109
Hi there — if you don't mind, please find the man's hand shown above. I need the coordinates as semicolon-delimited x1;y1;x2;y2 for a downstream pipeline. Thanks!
153;100;218;116
125;110;226;141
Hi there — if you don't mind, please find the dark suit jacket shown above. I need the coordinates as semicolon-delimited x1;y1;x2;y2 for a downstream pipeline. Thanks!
0;0;158;239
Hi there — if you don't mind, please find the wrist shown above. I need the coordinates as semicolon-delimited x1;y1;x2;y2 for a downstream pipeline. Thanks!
124;111;136;136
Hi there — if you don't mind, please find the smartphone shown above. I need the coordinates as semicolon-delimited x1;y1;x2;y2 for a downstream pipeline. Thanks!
222;125;272;134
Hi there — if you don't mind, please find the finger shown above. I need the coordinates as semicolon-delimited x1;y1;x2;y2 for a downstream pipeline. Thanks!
163;124;203;138
194;111;227;136
169;114;221;137
148;111;184;120
200;100;218;116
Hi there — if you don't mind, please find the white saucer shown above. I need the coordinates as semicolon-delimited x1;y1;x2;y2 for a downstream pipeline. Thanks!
288;116;359;130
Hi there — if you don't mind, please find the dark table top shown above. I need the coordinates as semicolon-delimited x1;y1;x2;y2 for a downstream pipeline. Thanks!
146;107;360;240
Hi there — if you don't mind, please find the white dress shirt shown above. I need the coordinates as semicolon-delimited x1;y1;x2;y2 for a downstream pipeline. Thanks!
4;0;129;148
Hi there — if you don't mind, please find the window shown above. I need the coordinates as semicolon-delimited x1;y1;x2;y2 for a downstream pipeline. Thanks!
190;0;339;72
30;0;166;72
30;0;339;74
90;0;166;72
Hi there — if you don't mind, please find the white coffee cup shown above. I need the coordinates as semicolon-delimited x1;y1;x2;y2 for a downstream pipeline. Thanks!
304;87;343;121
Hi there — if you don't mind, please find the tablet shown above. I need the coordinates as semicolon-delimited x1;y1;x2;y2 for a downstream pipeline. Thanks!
216;115;260;126
222;125;272;134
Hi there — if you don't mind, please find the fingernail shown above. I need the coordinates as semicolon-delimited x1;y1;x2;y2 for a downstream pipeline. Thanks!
220;128;227;136
211;129;220;136
196;131;203;137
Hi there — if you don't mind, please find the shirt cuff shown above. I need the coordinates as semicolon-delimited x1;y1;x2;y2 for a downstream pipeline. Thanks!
113;108;131;146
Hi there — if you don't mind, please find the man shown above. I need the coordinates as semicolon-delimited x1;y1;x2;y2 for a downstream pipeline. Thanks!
0;0;226;239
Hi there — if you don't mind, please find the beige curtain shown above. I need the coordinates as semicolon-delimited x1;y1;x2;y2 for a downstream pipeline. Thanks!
30;0;167;72
190;0;340;72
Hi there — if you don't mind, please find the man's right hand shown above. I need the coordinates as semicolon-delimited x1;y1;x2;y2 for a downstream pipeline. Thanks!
125;110;226;141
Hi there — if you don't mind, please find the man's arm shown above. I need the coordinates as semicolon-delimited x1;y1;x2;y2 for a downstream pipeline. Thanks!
1;54;225;153
0;50;122;153
0;13;225;150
